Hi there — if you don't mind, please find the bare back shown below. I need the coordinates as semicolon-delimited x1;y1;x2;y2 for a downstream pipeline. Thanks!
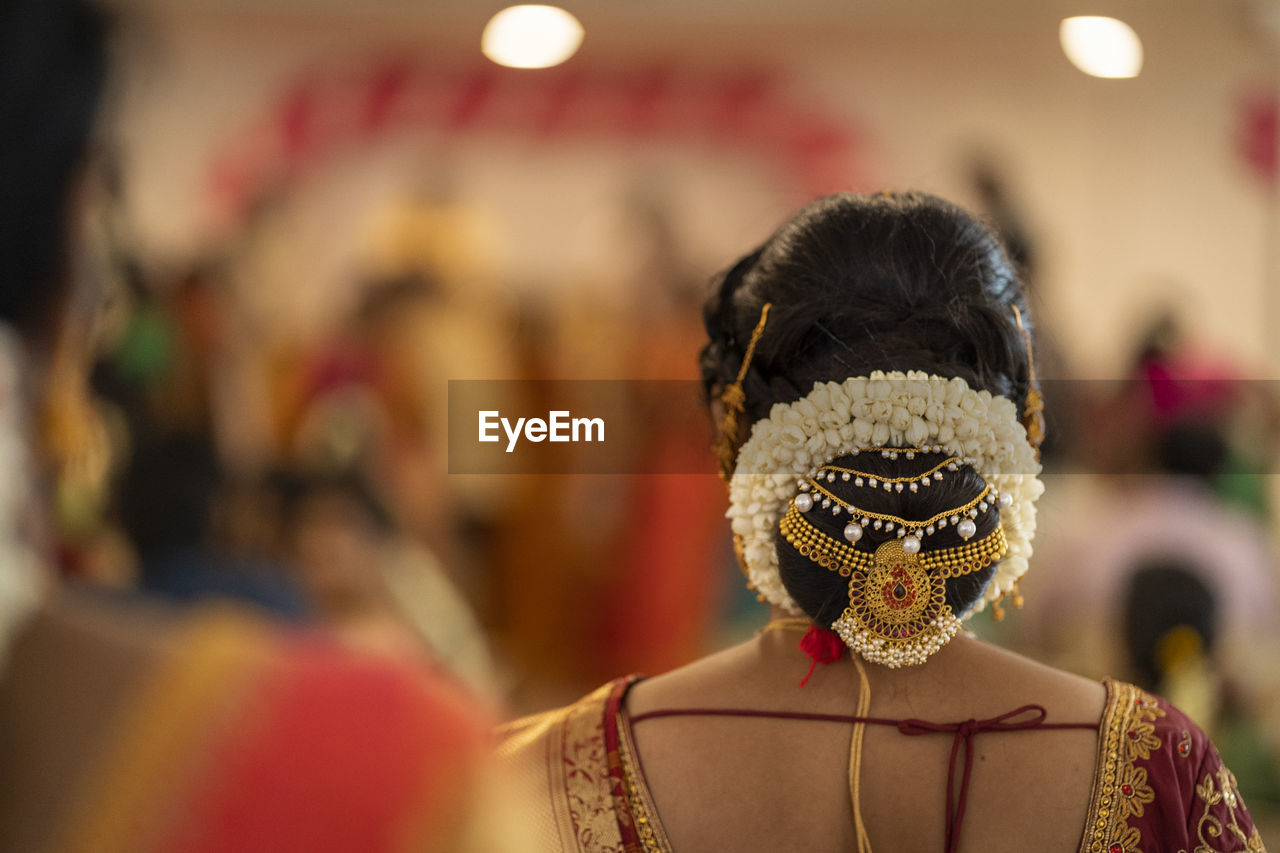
625;629;1106;853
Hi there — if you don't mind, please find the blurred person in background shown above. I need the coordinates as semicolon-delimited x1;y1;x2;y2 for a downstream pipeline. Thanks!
268;466;498;693
277;273;501;693
66;236;313;613
487;189;731;707
1123;560;1223;732
0;2;521;850
1122;560;1280;810
497;192;1266;851
1022;319;1280;812
275;468;415;657
114;430;309;617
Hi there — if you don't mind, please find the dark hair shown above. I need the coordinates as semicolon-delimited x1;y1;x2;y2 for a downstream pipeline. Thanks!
0;0;109;335
700;192;1031;622
1122;560;1216;689
116;429;221;560
273;468;396;539
1154;420;1229;482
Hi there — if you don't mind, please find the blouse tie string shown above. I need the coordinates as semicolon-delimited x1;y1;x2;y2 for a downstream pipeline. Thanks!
896;704;1049;853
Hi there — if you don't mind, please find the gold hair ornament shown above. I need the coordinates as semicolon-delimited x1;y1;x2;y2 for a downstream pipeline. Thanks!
781;449;1011;667
727;370;1043;618
714;303;772;481
780;499;1007;579
989;578;1025;622
832;538;967;668
1012;305;1044;462
780;494;1008;668
815;455;966;494
797;478;1002;546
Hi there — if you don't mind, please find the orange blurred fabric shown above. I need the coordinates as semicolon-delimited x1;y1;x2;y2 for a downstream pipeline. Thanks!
1;601;496;853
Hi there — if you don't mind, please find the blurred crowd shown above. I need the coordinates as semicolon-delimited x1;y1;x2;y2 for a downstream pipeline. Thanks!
58;185;736;711
54;160;1280;813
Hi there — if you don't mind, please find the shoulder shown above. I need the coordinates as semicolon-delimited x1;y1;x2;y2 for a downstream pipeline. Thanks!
496;677;635;757
1082;680;1266;853
954;638;1109;718
493;678;641;853
1096;680;1215;787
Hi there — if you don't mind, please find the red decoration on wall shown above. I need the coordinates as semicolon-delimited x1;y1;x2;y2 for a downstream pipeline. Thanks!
280;85;316;159
448;71;498;131
1238;92;1277;185
362;61;412;134
207;59;869;227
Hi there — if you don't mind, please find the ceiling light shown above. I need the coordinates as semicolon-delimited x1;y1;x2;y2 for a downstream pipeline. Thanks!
1059;16;1144;79
482;5;584;70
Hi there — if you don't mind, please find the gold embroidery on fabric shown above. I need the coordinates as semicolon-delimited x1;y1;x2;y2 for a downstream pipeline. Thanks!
559;683;627;853
1184;766;1268;853
1116;764;1155;821
1125;716;1162;764
616;723;668;853
1078;681;1164;853
1178;730;1194;759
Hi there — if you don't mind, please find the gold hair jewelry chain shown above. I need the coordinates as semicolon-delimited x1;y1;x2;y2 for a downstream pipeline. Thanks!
780;483;1010;667
798;479;995;544
859;445;948;457
816;456;965;491
780;501;1007;579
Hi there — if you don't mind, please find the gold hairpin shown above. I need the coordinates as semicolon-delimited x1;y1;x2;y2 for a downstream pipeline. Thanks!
714;302;772;481
1012;305;1044;461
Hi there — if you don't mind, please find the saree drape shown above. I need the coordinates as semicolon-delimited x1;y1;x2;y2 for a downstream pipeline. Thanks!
0;600;503;853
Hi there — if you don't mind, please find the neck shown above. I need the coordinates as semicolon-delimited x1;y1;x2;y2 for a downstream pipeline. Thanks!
766;605;806;624
756;606;982;691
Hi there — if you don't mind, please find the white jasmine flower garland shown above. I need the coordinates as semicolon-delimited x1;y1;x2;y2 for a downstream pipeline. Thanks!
727;370;1043;617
